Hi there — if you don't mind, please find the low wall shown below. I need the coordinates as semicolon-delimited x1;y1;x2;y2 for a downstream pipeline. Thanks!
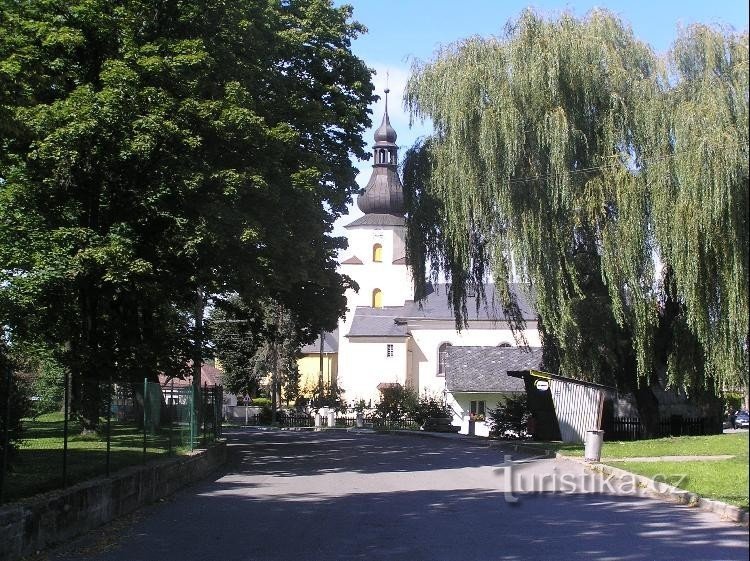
0;442;226;561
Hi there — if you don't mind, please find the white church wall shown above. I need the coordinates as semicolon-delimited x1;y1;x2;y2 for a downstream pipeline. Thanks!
337;336;409;406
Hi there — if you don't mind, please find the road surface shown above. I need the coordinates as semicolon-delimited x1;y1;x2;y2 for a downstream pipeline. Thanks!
51;428;749;561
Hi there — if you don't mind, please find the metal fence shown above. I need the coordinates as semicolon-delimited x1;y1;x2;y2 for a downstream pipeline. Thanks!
603;415;719;441
0;373;222;505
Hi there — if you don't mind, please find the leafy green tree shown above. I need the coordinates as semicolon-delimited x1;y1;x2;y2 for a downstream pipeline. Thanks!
403;10;748;433
488;394;530;439
0;0;374;428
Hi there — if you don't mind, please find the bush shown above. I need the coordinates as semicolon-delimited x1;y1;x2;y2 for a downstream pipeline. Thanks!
0;367;32;464
251;397;272;407
413;394;452;426
374;386;418;421
488;393;530;439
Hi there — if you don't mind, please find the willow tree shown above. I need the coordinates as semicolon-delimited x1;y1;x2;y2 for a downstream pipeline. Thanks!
403;9;748;430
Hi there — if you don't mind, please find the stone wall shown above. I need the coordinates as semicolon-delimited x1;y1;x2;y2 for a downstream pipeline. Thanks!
0;443;226;561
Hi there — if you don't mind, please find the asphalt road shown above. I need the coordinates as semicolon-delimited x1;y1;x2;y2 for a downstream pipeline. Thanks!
50;428;749;561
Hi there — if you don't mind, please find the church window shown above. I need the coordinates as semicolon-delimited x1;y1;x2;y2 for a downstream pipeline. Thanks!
386;344;394;358
372;288;383;308
373;243;383;262
437;342;452;376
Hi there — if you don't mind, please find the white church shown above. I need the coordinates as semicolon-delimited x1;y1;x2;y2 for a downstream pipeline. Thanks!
302;93;544;436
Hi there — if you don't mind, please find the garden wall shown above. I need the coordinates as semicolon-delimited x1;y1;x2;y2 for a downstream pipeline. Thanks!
0;442;226;561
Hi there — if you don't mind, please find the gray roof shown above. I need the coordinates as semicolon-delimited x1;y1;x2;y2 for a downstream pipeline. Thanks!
345;284;537;338
344;213;405;228
346;308;408;338
445;346;543;393
299;329;339;354
398;283;537;322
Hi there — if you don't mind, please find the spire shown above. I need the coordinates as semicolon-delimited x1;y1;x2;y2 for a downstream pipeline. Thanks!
356;88;404;216
373;88;397;144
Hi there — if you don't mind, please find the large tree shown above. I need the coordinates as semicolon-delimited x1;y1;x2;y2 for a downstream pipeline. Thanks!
0;0;373;428
403;10;748;431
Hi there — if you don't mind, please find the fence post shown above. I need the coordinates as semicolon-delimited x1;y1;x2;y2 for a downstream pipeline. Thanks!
142;378;147;464
168;379;174;455
106;376;112;477
62;367;70;488
0;366;12;504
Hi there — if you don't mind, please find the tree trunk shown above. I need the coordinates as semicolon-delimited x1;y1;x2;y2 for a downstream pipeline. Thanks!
633;385;660;438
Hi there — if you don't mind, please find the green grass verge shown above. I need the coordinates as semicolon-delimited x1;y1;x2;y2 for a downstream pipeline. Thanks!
613;458;749;509
522;433;749;509
3;413;196;502
526;432;749;459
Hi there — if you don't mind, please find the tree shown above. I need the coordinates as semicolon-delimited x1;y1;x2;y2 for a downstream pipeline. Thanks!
0;0;374;428
208;296;306;409
403;10;748;432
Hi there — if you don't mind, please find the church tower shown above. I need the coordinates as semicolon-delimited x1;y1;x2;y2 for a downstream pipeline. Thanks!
339;89;413;310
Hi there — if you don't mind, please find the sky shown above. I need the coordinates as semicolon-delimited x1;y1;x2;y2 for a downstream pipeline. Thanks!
331;0;749;236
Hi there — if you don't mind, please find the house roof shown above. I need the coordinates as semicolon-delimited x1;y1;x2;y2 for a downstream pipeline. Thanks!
299;329;339;354
346;307;409;337
445;346;543;393
159;363;223;388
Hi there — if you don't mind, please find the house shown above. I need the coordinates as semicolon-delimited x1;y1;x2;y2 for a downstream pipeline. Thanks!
298;329;339;397
444;346;543;436
300;91;543;435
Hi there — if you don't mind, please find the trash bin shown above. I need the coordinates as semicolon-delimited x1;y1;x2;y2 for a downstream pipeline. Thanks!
327;410;336;428
584;429;604;462
314;413;322;427
355;412;364;428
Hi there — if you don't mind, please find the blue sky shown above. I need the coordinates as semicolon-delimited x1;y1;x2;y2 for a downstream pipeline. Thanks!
332;0;748;234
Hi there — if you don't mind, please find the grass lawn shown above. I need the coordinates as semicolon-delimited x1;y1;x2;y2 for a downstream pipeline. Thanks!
614;458;749;508
3;412;194;502
521;433;749;509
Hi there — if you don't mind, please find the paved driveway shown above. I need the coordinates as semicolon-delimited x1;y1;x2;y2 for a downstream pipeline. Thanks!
52;428;749;561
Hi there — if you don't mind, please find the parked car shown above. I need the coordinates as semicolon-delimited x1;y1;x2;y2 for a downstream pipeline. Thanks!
735;410;750;429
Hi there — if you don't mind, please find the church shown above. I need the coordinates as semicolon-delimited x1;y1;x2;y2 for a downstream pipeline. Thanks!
300;92;544;435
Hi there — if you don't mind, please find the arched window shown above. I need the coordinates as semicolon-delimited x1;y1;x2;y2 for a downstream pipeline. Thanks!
498;342;512;348
437;342;452;376
372;243;383;262
372;288;383;308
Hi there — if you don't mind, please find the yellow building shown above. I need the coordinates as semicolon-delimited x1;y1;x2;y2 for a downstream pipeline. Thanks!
297;330;338;397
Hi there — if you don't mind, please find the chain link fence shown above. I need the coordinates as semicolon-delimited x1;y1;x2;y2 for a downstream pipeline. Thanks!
0;371;222;505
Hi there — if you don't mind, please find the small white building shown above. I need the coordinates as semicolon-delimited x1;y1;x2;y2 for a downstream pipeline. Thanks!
319;92;543;434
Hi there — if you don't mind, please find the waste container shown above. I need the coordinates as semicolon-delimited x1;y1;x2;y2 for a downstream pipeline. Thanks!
327;410;336;428
584;429;604;462
355;412;364;428
314;413;322;427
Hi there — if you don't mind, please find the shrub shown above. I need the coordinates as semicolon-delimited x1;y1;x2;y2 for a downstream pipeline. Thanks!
488;393;530;439
413;394;452;426
375;386;418;421
251;397;272;407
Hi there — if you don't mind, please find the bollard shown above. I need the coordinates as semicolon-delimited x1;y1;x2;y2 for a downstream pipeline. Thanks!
327;410;335;429
314;413;322;428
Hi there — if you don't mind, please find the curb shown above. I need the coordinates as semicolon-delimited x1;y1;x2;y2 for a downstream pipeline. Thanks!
553;450;749;526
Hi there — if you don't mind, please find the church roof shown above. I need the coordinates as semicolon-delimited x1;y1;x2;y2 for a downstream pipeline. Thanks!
341;255;363;265
344;284;537;338
344;213;405;229
299;329;339;354
356;88;405;216
346;308;409;338
444;346;543;393
398;284;537;322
